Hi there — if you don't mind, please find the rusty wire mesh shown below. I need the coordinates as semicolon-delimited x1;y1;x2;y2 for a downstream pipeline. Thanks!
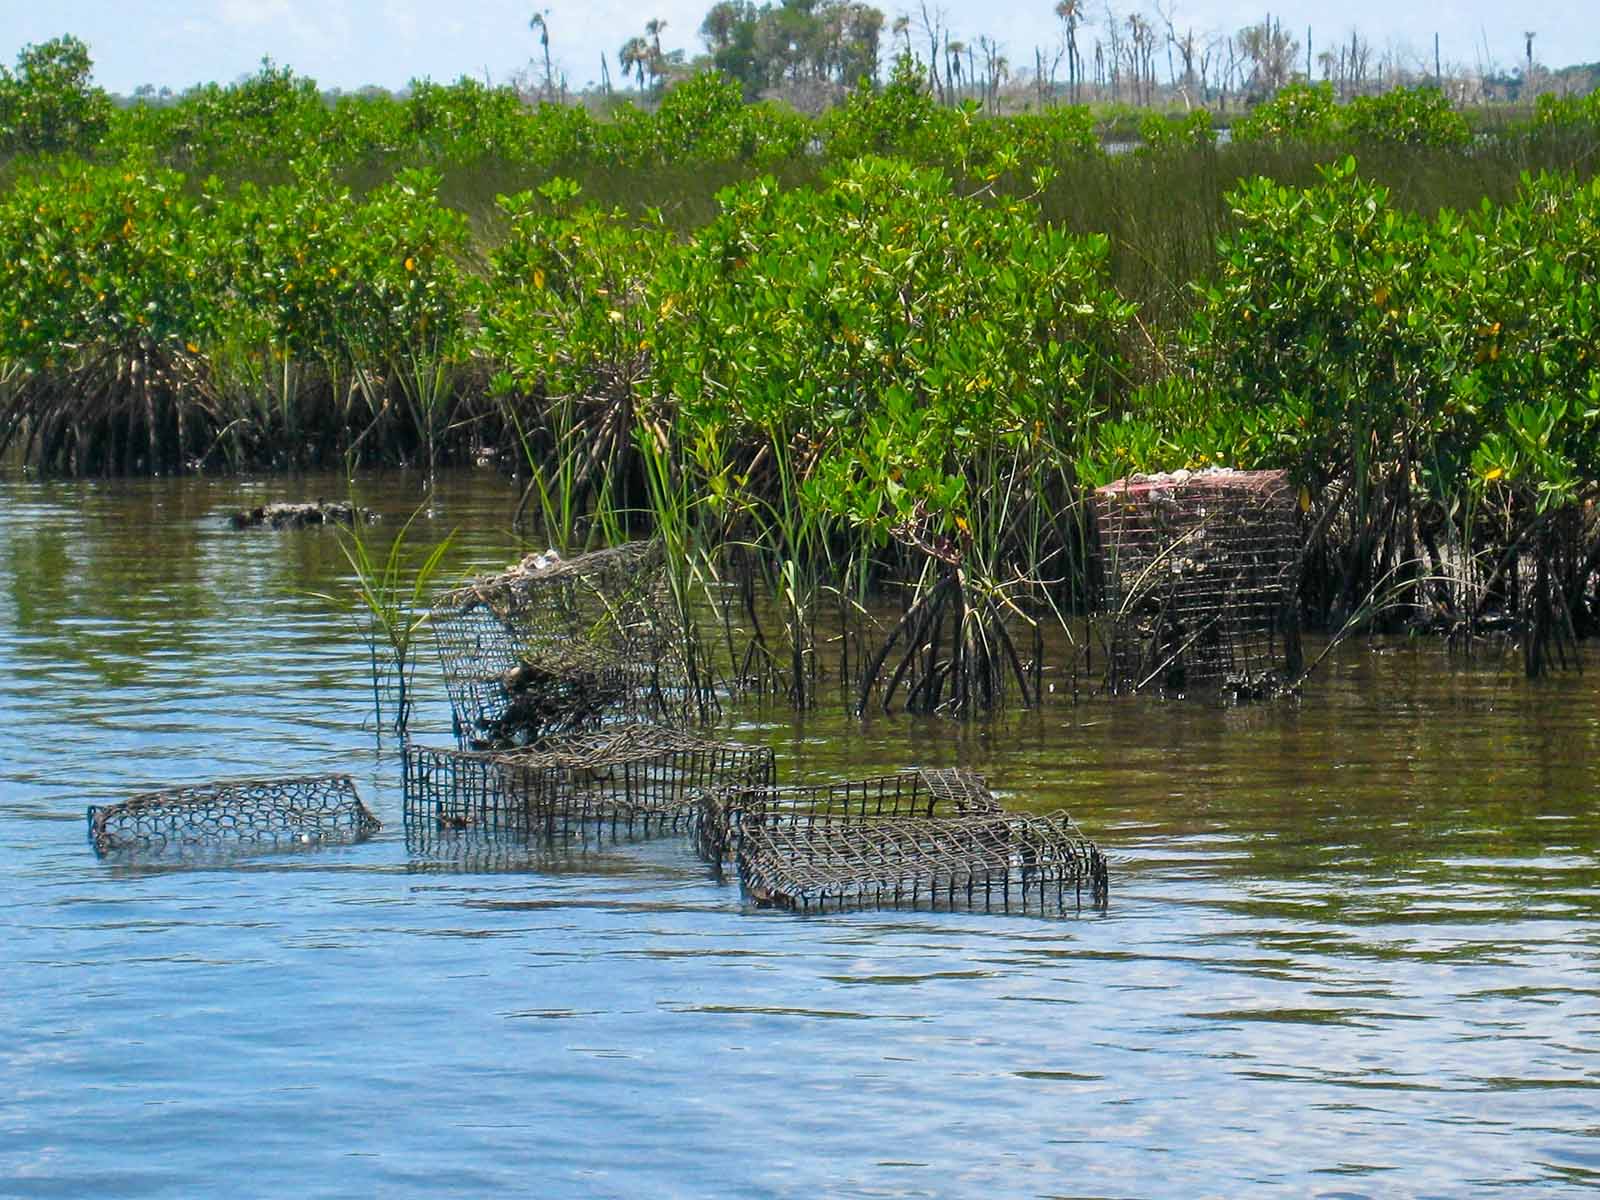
1095;468;1300;695
402;723;775;857
430;541;683;749
734;809;1108;915
692;767;1000;865
87;775;379;857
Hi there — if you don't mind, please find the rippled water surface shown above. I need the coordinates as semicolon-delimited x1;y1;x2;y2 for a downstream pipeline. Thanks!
2;471;1597;1199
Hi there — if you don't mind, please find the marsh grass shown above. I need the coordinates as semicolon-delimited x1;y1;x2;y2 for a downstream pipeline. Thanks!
311;501;457;736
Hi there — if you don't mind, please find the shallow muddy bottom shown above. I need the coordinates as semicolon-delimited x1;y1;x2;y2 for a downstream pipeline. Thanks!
1;470;1596;1198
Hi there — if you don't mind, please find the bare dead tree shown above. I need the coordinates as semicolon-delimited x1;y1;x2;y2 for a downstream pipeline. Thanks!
979;35;1007;113
1238;16;1298;96
1055;0;1085;103
919;1;946;102
1347;28;1372;98
1102;3;1123;102
1035;40;1064;107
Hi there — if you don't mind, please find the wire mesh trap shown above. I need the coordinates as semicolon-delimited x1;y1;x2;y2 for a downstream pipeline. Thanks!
1095;467;1301;696
431;541;685;748
692;767;1001;866
734;809;1108;916
402;723;776;856
87;774;379;857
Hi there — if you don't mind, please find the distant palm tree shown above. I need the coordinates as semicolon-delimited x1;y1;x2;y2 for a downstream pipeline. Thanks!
1055;0;1084;102
893;16;911;57
645;18;669;92
529;10;553;99
618;35;650;91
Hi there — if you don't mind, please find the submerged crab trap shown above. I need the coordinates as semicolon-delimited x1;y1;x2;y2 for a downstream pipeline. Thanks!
733;805;1108;915
402;723;775;854
87;774;379;857
1095;468;1300;696
430;541;686;749
692;767;1001;865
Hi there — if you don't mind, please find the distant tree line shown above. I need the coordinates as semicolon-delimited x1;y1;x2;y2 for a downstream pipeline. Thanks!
595;2;1591;115
700;1;884;99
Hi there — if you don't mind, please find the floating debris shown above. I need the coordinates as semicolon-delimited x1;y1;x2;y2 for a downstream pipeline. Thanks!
87;774;379;857
402;723;775;854
1095;467;1301;696
228;501;372;530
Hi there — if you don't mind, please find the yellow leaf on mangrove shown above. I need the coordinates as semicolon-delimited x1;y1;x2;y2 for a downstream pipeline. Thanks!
1299;485;1311;512
532;268;545;289
404;257;416;271
1484;467;1505;481
1373;285;1390;307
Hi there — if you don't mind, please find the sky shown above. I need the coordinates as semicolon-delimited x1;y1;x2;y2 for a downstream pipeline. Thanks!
1;1;1594;96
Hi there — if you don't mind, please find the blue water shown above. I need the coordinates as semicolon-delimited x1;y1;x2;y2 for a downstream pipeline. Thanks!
2;472;1597;1198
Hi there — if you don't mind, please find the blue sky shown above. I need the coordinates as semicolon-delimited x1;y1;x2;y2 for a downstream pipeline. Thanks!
2;2;1594;95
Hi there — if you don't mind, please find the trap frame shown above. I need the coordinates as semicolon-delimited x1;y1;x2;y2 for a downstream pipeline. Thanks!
430;541;684;749
87;774;379;857
402;723;776;855
734;809;1108;915
1095;468;1300;695
692;767;1001;865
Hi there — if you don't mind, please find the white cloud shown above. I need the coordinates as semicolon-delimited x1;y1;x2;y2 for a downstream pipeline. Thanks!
382;0;420;43
217;0;294;31
213;0;350;48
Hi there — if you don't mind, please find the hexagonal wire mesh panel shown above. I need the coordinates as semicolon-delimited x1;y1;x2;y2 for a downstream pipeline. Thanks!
1094;468;1300;695
87;774;379;857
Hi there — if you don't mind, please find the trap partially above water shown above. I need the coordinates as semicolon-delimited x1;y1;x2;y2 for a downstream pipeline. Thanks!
430;541;684;748
693;767;1001;865
87;774;380;857
693;768;1104;916
402;722;776;853
734;807;1108;915
1095;467;1301;696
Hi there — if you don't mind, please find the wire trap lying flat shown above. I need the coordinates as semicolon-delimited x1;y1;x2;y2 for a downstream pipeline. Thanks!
692;767;1000;865
403;723;775;853
735;810;1109;915
87;774;379;857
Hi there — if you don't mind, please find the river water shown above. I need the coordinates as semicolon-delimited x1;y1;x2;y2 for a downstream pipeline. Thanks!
1;470;1596;1199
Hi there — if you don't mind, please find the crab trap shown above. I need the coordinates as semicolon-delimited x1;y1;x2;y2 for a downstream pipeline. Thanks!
402;723;776;855
733;806;1109;915
1095;467;1301;696
87;774;379;857
692;767;1001;865
430;541;686;749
